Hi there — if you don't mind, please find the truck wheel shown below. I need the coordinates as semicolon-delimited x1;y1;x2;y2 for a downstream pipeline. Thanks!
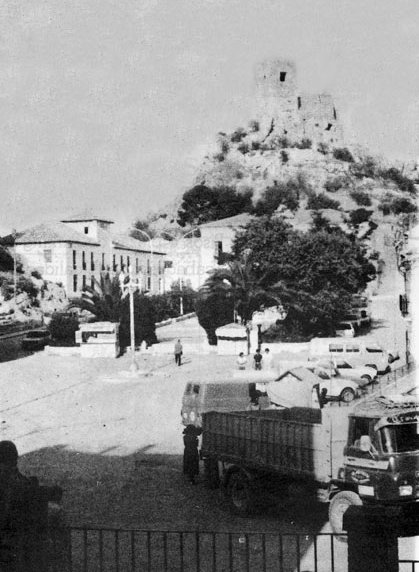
204;458;220;489
329;491;362;538
227;471;254;516
340;388;355;403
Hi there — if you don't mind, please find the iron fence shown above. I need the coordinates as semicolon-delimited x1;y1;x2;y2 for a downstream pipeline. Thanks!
44;527;419;572
363;362;414;397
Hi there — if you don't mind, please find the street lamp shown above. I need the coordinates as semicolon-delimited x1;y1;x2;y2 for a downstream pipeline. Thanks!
120;266;140;373
133;229;154;293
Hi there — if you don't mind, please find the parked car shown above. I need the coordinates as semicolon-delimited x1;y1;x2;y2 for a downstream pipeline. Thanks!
335;321;356;338
21;329;51;351
311;358;377;385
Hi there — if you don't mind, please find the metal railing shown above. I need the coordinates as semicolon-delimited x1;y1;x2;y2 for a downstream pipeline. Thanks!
44;527;419;572
363;362;414;397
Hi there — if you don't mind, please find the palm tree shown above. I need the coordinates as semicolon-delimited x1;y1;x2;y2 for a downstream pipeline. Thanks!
67;272;122;322
201;258;284;324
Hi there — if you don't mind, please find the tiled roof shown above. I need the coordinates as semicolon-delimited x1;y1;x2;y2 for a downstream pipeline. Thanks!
112;234;166;255
16;223;100;245
61;211;114;223
199;213;253;229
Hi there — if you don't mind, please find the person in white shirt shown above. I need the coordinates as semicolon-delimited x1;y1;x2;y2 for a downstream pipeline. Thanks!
263;348;273;370
236;352;247;370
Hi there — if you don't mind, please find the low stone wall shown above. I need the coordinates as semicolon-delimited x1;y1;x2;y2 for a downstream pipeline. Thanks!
44;345;81;357
155;312;196;329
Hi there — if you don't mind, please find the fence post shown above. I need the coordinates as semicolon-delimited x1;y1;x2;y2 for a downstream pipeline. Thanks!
343;505;400;572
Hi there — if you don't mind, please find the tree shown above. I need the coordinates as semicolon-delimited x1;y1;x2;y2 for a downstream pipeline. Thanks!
177;184;253;227
119;292;157;348
130;218;157;241
68;273;122;322
233;218;376;337
253;180;299;216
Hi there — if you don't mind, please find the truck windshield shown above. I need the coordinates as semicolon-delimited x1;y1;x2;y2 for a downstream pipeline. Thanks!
380;424;419;453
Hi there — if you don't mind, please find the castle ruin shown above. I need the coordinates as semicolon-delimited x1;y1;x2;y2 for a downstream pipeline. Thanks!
255;59;343;146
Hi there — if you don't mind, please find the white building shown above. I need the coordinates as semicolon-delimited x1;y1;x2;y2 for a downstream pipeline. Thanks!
157;213;252;291
16;214;166;296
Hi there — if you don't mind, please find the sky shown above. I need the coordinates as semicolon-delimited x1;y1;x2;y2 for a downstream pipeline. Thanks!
1;0;419;236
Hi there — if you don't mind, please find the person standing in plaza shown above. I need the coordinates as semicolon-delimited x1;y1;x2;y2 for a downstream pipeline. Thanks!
253;348;263;370
236;352;247;370
263;348;273;370
174;339;183;366
182;425;202;484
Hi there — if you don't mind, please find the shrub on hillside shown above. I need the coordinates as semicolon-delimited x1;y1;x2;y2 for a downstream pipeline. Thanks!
324;177;345;193
380;167;416;195
251;140;261;151
17;277;39;300
333;147;354;162
281;150;289;164
49;312;79;342
237;142;249;155
350;189;372;206
294;138;312;150
231;128;247;143
349;208;373;226
31;270;43;280
391;197;417;214
307;192;341;210
249;120;260;132
317;142;329;155
253;180;300;215
351;156;378;179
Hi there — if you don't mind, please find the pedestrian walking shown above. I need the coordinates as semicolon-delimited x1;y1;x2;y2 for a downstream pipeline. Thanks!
253;348;263;370
174;339;183;366
236;352;247;370
182;425;202;484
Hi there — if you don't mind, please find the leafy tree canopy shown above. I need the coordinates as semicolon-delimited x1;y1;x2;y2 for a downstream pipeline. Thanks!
177;184;253;227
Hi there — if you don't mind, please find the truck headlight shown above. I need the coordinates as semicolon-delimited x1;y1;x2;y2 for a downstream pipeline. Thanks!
189;411;196;421
399;485;413;496
182;412;188;419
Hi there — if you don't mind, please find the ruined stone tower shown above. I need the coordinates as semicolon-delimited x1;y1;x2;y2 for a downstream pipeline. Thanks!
255;59;343;146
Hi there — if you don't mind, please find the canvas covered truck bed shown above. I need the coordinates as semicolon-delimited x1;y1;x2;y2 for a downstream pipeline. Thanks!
201;408;348;485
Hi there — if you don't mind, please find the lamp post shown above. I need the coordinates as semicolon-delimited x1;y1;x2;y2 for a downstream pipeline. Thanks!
12;229;17;309
134;229;154;293
120;266;139;373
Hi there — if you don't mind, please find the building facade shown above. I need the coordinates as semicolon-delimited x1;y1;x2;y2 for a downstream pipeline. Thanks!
16;214;166;296
157;213;252;291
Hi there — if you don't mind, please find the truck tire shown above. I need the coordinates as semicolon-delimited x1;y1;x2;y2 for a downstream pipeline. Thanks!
340;387;356;403
204;457;220;489
329;491;362;538
226;471;255;516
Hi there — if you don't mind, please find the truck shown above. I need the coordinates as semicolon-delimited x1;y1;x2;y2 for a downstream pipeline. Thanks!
200;396;419;535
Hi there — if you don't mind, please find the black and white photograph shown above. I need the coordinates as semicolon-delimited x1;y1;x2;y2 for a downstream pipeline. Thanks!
0;1;418;570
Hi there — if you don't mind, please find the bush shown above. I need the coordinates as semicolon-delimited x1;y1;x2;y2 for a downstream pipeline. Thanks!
391;197;417;214
351;156;377;179
196;292;235;345
333;147;354;162
281;150;289;164
31;270;42;280
294;138;312;150
253;179;300;215
380;167;416;194
349;208;373;226
307;192;341;210
214;153;225;162
378;201;391;216
251;141;261;151
350;189;372;206
237;142;249;155
317;142;329;155
231;128;247;143
324;177;345;193
249;120;260;133
49;312;79;342
17;277;39;300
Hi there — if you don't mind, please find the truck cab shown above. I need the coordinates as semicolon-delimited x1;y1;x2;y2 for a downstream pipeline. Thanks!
329;396;419;534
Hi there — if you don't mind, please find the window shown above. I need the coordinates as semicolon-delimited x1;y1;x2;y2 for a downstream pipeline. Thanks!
113;254;116;272
43;249;52;263
214;241;223;260
297;96;301;109
102;253;105;271
91;252;94;271
120;255;124;271
84;226;89;234
333;107;337;120
147;258;151;273
73;275;78;292
82;251;86;270
127;256;130;270
147;276;151;290
136;258;139;273
82;275;86;290
329;344;343;353
280;71;286;82
91;276;95;289
366;347;384;354
346;345;360;353
73;250;77;270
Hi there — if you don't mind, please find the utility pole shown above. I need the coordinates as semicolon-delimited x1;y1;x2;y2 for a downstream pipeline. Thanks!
120;266;139;373
13;229;17;309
